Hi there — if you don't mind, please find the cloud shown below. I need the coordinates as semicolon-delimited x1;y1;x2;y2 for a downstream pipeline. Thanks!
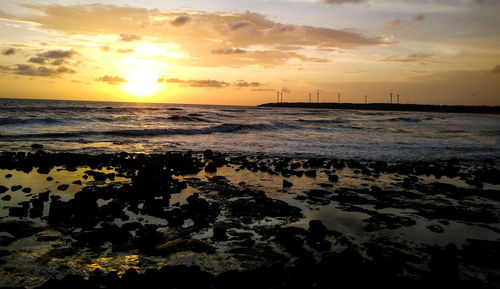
39;49;76;59
28;57;47;64
2;48;16;55
187;79;229;88
234;80;260;87
95;75;127;84
211;48;247;55
117;48;135;53
13;64;75;77
158;78;185;83
230;22;251;30
7;4;390;68
119;33;142;41
171;15;190;26
492;65;500;74
386;13;426;30
382;53;435;64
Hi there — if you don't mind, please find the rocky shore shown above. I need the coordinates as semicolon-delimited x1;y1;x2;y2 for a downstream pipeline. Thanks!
0;150;499;288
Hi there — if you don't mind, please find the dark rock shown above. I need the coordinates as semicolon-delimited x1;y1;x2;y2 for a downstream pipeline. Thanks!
39;190;50;202
155;239;216;256
31;143;43;149
72;180;82;185
283;180;293;188
309;220;327;240
0;185;8;194
212;226;228;241
37;166;51;174
5;173;12;178
0;220;45;238
11;185;22;191
9;204;29;217
427;224;444;233
57;184;69;191
205;161;217;173
22;187;32;193
328;174;339;182
0;235;15;246
46;176;53;181
1;195;11;201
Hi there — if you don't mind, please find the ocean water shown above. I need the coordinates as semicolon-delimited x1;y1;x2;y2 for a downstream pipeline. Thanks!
0;98;499;161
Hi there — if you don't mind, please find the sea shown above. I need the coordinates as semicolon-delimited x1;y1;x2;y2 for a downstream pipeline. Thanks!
1;98;499;161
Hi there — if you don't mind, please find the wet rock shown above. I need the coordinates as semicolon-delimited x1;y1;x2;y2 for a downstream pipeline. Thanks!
461;239;500;269
309;220;327;240
212;226;228;241
57;184;69;191
11;185;22;191
31;143;43;149
5;173;12;178
0;185;8;194
39;190;50;202
228;195;302;222
427;224;444;233
0;235;15;246
428;244;459;284
9;203;30;217
205;161;217;173
0;220;45;238
21;187;31;193
1;195;11;201
363;213;416;232
328;174;339;182
46;176;53;181
283;180;293;188
37;166;51;174
72;180;82;185
155;239;216;256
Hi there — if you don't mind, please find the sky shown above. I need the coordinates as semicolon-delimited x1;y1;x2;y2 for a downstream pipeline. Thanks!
0;0;499;105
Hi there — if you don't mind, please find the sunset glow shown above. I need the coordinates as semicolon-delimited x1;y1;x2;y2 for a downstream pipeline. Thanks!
0;1;499;105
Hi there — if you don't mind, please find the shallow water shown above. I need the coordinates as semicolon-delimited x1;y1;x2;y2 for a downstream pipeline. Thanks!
1;98;499;161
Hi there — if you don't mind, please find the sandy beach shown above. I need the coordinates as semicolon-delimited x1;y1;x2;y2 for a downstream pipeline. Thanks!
1;150;499;288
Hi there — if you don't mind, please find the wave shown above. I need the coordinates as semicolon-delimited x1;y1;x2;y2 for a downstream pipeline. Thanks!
1;123;273;139
167;115;208;122
297;118;350;124
386;117;422;123
0;117;63;125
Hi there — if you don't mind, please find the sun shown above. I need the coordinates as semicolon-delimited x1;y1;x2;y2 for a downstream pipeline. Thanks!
121;70;161;97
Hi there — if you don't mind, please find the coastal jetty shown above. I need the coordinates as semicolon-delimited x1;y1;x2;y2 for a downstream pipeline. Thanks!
259;102;500;114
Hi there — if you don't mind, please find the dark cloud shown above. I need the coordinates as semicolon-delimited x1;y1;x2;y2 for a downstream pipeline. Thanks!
234;80;260;87
14;64;75;77
28;57;47;64
39;49;76;59
119;33;142;41
251;88;274;92
230;22;251;30
187;79;228;88
382;53;434;63
281;87;291;94
117;48;135;53
212;48;247;55
2;48;16;55
50;59;65;66
28;49;76;66
95;75;127;84
171;15;190;27
386;13;426;30
492;65;500;74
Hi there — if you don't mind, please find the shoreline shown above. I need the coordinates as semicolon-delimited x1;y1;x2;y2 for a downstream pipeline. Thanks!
1;150;499;288
259;102;500;114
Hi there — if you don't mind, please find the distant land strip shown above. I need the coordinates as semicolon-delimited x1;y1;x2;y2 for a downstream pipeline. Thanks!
258;102;500;114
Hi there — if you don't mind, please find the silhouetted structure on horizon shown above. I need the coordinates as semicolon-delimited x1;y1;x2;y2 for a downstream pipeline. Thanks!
259;102;500;114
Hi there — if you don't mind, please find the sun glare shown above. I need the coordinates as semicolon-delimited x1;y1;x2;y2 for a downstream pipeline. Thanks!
121;70;160;97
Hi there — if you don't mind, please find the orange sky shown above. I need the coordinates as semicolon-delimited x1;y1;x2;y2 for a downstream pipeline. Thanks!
1;1;499;105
